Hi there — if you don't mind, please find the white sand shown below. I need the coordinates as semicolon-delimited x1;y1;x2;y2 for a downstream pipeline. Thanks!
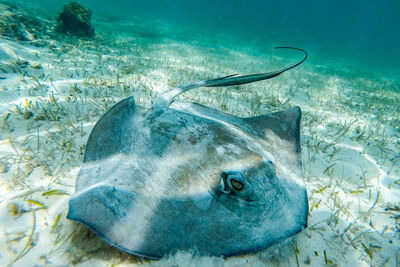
0;5;399;267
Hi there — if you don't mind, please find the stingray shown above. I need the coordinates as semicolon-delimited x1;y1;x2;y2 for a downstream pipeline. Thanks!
67;47;309;259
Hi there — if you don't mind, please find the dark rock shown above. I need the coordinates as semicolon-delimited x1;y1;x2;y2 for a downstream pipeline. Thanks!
55;2;95;38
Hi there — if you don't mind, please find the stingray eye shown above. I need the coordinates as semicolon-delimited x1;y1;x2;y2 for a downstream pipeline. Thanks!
230;179;244;191
221;171;255;201
227;174;249;194
221;171;245;193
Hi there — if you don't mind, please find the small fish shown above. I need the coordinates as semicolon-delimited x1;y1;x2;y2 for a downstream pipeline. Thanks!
67;47;309;259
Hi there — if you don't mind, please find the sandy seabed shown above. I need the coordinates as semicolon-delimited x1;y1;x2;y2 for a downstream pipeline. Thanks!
0;1;399;266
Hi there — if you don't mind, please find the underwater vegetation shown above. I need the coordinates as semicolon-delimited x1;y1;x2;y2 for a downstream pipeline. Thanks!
0;2;48;41
0;1;95;41
55;2;94;38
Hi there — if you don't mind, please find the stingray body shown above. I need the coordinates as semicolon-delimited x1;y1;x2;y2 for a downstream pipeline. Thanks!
67;47;309;259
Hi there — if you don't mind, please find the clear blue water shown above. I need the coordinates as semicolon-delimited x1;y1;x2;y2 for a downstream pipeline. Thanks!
34;0;400;75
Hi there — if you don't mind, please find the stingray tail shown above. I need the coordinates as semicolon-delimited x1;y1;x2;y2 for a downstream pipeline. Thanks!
157;47;307;107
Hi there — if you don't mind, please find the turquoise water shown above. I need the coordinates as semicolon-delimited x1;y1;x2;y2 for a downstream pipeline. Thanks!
33;0;400;75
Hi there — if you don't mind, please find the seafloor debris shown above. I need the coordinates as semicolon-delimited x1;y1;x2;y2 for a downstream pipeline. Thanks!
55;2;95;38
0;3;49;41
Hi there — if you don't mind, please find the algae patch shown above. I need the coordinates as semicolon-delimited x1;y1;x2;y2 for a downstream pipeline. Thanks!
55;2;94;38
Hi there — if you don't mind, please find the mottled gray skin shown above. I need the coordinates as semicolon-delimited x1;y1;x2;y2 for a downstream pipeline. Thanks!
67;47;309;259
